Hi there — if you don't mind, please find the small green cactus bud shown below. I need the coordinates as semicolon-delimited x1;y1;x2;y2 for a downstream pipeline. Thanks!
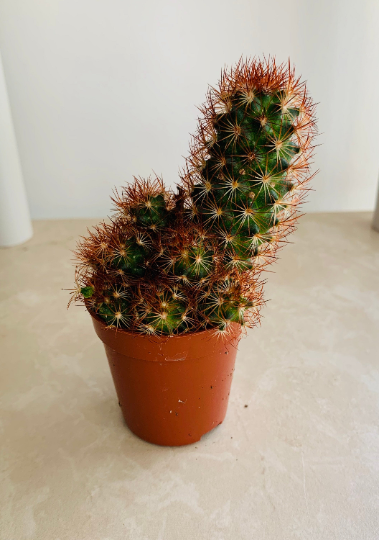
138;289;192;335
111;236;149;277
172;243;214;281
132;194;168;228
199;288;253;329
98;299;131;328
223;298;254;324
81;286;94;298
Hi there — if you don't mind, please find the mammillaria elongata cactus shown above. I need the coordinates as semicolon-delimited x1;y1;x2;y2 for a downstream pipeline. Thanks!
70;58;317;337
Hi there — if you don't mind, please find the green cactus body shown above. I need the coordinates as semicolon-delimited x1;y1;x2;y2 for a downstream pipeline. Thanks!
98;299;131;328
191;89;300;248
72;59;316;336
110;236;150;277
172;243;214;282
200;289;253;329
138;289;192;334
131;193;169;229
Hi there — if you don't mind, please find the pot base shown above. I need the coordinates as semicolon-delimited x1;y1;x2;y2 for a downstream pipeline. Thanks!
123;421;224;447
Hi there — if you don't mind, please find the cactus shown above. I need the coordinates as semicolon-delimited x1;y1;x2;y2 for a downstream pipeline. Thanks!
69;58;317;337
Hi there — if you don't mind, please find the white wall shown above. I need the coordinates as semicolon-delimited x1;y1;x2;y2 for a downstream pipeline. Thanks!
0;0;378;219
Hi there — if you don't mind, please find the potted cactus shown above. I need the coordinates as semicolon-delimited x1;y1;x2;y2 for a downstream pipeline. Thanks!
69;58;316;446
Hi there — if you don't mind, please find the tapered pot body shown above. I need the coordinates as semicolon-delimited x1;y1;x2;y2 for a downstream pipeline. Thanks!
91;315;241;446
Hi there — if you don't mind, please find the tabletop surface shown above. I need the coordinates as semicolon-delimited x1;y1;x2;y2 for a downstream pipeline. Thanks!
1;212;379;540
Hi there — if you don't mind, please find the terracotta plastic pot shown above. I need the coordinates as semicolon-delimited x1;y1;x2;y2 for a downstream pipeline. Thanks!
91;314;241;446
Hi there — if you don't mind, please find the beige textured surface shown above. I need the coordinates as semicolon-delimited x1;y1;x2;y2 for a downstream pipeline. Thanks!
373;183;379;232
1;213;379;540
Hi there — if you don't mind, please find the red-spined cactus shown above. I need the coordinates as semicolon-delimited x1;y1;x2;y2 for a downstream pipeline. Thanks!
69;58;317;337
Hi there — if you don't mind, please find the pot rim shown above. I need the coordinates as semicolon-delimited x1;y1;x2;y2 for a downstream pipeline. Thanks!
89;309;240;342
90;309;242;361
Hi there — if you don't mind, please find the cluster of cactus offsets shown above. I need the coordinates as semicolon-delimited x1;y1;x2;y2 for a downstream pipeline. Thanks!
70;58;317;336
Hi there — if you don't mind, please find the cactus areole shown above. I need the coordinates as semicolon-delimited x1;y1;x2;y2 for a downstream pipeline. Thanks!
69;58;317;445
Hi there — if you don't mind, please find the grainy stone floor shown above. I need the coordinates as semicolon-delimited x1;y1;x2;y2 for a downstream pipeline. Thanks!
1;213;379;540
